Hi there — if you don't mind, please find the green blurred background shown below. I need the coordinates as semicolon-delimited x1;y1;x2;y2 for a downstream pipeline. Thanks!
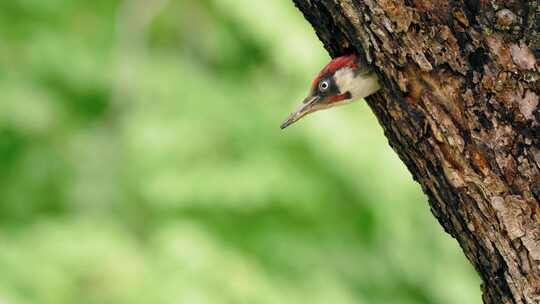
0;0;480;303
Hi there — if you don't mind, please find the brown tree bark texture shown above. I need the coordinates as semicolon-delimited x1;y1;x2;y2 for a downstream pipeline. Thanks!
291;0;540;303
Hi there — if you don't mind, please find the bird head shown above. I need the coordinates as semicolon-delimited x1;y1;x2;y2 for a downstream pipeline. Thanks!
280;54;379;129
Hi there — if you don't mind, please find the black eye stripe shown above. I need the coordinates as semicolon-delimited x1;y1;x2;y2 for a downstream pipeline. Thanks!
316;77;339;97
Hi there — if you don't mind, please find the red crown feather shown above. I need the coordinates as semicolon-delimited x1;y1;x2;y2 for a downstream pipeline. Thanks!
311;54;359;91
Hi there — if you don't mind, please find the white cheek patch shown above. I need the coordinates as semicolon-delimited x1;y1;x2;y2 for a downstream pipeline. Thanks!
334;67;380;101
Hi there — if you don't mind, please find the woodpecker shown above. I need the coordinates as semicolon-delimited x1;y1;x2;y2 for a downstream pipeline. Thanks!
280;54;380;129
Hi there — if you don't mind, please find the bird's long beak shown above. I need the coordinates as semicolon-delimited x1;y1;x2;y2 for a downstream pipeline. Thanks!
280;96;320;129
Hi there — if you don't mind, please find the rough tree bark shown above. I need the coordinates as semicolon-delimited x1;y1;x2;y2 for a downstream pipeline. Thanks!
291;1;540;303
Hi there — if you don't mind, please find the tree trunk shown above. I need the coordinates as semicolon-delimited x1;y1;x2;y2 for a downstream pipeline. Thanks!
290;0;540;303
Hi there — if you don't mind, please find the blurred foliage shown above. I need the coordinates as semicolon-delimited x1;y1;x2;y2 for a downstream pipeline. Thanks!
0;0;480;303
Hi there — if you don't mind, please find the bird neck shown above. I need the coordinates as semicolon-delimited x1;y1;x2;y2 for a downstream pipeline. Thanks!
334;68;380;101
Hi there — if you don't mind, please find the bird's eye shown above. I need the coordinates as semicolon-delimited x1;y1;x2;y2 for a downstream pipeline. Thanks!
319;80;329;91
